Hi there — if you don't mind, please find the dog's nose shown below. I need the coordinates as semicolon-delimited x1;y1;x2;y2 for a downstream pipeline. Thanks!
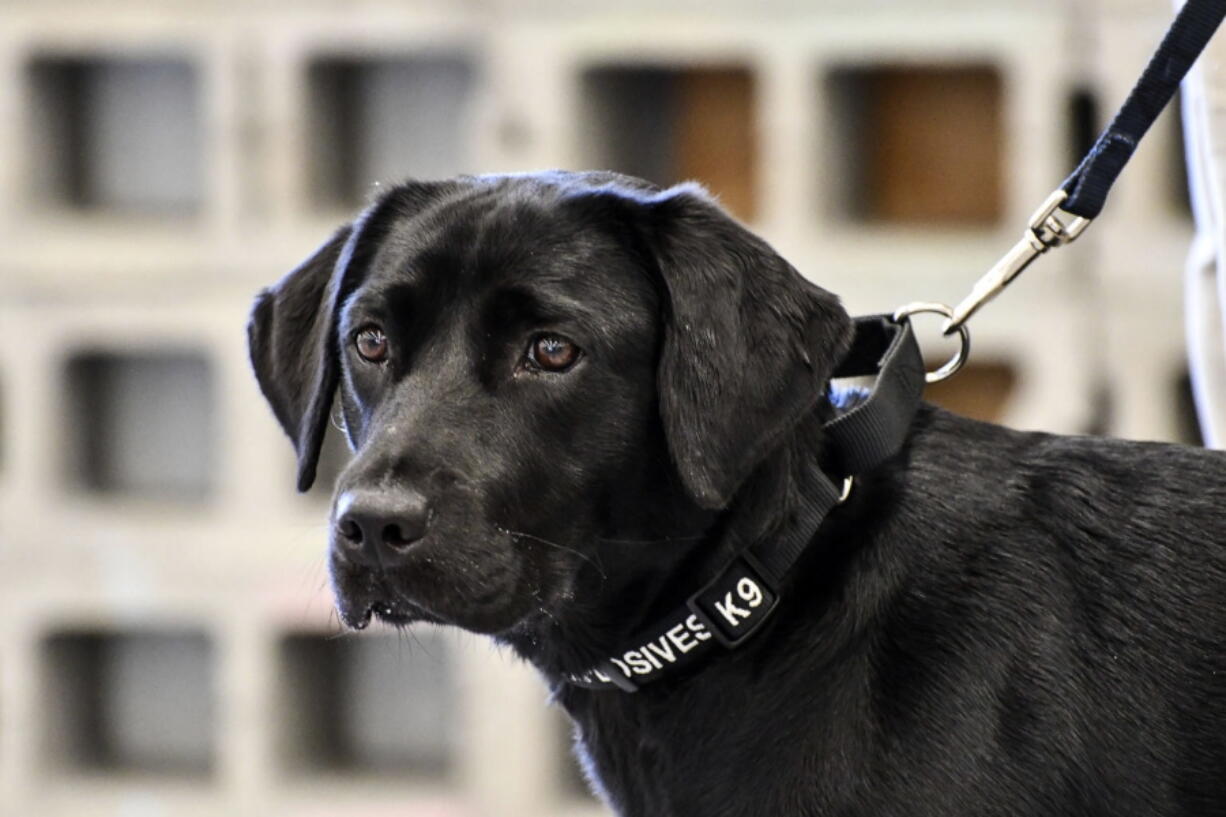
334;489;432;569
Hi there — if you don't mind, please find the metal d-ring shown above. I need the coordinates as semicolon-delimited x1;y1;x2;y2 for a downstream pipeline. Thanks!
892;301;971;384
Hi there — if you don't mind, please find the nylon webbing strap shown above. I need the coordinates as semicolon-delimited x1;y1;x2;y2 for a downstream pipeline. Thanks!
826;316;926;474
564;315;924;692
1062;0;1226;219
753;317;923;580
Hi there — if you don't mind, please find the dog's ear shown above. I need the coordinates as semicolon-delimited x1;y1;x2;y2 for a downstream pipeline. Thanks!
248;225;355;492
248;181;458;491
645;184;854;509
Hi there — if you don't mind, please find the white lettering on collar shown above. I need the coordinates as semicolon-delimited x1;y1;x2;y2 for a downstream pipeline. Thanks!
666;622;697;653
645;638;675;665
713;577;764;628
570;612;718;685
619;615;712;677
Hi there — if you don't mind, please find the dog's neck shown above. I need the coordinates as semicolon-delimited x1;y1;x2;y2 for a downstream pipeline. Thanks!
500;399;839;686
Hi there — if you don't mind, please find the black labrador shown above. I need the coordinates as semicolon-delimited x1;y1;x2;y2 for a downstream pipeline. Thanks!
249;171;1226;816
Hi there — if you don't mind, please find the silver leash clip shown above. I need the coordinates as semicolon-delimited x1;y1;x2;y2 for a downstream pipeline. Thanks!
943;189;1091;334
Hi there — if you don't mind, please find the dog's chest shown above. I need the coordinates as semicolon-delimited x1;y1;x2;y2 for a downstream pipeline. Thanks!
565;670;853;817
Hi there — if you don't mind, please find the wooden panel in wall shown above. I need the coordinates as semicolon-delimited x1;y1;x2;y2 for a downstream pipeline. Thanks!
584;65;758;222
860;66;1003;225
923;361;1017;423
676;68;758;221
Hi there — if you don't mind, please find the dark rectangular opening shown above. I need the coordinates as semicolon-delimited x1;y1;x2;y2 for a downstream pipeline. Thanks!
306;55;475;208
581;65;758;221
26;56;202;215
42;630;215;777
1175;369;1204;446
826;64;1004;226
65;350;215;500
277;629;457;778
1068;88;1101;170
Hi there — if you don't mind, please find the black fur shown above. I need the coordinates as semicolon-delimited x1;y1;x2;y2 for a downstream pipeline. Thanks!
249;171;1226;816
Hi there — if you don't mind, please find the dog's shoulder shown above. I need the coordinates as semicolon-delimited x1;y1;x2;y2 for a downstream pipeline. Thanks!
907;403;1226;508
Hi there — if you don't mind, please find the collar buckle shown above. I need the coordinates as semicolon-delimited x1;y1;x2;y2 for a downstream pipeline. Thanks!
685;552;780;649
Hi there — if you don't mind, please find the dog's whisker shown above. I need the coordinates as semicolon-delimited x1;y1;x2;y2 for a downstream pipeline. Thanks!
406;626;439;661
324;607;355;640
499;527;609;578
381;583;448;648
293;557;330;624
597;534;706;546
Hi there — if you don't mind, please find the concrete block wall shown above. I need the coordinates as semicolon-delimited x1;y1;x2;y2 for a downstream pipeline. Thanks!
0;1;1197;815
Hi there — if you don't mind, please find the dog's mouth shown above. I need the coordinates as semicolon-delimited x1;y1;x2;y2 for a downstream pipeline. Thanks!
331;561;555;636
328;524;569;634
340;596;447;631
333;575;444;630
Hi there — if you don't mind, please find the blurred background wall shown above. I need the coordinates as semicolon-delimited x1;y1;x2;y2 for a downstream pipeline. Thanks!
0;0;1201;815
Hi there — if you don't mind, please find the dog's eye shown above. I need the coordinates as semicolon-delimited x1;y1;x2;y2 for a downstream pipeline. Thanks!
354;326;389;363
527;334;581;372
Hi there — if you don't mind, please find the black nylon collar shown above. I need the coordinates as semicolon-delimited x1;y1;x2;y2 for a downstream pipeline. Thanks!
564;314;925;692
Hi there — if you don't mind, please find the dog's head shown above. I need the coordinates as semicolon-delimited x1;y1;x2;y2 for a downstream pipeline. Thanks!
249;171;852;636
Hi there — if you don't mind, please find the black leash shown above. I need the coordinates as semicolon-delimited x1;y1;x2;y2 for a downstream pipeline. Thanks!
945;0;1226;332
565;315;925;692
1063;0;1226;220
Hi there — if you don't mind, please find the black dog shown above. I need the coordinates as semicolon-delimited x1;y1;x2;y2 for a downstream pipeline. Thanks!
249;171;1226;816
